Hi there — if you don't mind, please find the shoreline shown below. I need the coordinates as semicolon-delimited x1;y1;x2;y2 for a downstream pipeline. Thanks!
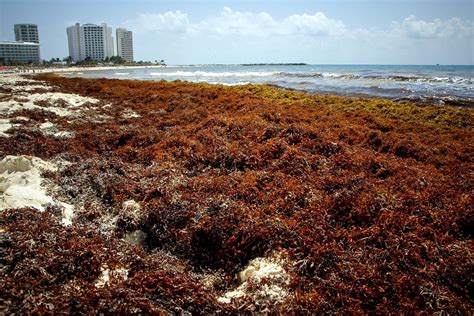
0;64;174;75
41;65;473;108
1;74;473;313
49;71;474;108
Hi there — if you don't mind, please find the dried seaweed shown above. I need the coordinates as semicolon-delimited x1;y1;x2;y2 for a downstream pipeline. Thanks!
1;75;472;313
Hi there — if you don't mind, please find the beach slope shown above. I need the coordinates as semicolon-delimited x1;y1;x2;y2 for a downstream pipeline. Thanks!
1;74;472;313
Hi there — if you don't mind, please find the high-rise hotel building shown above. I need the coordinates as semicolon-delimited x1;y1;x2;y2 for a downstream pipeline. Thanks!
67;23;114;62
0;41;40;64
0;24;40;64
14;24;40;43
116;28;133;62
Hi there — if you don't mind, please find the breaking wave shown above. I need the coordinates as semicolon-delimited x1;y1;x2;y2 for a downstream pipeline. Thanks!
278;72;473;84
68;64;474;105
150;71;281;77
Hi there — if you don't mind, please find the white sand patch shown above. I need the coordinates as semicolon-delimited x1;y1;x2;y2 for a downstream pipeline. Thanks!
53;131;73;138
0;155;56;210
124;230;147;246
0;91;99;117
10;84;52;91
60;203;75;226
0;155;75;226
218;255;291;305
123;199;141;211
1;75;108;125
40;121;55;130
1;75;100;117
122;199;143;224
0;74;36;85
0;118;17;137
95;266;129;288
39;121;73;138
28;92;99;107
122;109;141;118
14;116;30;121
0;75;50;92
0;116;36;137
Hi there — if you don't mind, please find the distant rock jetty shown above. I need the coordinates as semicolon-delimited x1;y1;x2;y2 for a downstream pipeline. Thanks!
240;63;307;66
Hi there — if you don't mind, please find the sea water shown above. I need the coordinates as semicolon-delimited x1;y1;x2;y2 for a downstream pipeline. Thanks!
67;64;474;105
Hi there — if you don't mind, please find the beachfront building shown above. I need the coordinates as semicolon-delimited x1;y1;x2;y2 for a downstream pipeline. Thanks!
0;41;40;64
116;28;133;62
67;23;83;62
67;23;114;62
14;24;39;44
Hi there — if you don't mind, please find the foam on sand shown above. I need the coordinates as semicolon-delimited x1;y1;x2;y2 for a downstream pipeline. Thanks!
0;155;74;226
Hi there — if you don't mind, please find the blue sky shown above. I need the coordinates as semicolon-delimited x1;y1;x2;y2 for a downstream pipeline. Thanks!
1;0;473;64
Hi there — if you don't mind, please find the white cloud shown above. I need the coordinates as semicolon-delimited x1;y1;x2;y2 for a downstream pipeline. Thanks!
125;9;473;41
125;7;347;38
126;11;190;33
198;7;276;36
393;15;473;39
123;8;473;64
282;13;347;36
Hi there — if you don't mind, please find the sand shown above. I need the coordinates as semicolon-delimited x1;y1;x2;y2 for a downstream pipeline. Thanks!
0;119;16;137
218;255;291;305
0;155;74;226
0;75;91;225
95;266;129;288
39;121;73;138
1;65;171;75
0;75;101;138
0;91;100;117
1;74;472;314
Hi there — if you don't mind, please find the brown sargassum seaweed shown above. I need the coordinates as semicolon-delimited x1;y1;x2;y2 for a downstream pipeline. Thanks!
1;75;473;313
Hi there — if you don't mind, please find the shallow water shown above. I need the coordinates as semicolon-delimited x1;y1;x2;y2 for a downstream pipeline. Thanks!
66;64;474;105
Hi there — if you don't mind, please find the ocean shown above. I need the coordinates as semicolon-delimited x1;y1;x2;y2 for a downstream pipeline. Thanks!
66;64;474;106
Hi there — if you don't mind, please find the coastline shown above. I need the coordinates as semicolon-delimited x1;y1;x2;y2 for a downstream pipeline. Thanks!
41;64;474;108
1;74;473;313
0;64;173;75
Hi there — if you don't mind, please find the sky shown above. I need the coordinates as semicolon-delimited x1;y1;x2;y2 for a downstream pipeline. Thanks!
1;0;473;64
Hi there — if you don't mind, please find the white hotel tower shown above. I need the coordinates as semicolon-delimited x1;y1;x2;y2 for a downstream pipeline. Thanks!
67;23;114;62
116;28;133;62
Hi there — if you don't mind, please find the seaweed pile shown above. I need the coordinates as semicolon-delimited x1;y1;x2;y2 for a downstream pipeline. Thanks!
1;74;473;313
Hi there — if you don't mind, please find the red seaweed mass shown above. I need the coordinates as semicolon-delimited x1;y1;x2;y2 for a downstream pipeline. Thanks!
1;74;473;313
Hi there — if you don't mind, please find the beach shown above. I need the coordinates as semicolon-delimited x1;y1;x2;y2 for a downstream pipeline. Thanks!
64;64;474;107
1;73;473;313
0;64;170;75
